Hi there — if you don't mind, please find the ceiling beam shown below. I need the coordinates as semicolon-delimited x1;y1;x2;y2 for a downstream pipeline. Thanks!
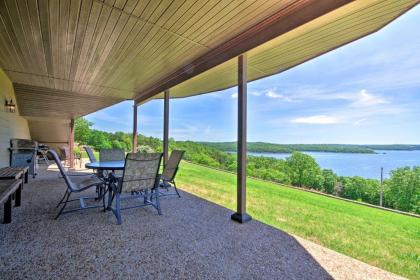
134;0;354;104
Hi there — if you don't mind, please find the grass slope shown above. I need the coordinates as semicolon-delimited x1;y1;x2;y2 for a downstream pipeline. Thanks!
176;161;420;279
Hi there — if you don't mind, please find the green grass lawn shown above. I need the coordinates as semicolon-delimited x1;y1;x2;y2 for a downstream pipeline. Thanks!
176;161;420;279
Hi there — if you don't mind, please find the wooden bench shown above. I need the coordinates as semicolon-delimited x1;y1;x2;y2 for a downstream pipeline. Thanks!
0;166;29;185
0;180;21;224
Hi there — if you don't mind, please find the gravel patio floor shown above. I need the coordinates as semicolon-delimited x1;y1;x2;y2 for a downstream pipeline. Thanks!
0;166;405;280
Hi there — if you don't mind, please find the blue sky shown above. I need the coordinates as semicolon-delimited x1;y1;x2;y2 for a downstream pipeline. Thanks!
87;6;420;144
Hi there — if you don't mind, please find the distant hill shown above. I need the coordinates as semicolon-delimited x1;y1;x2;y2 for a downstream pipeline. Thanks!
199;142;420;154
363;144;420;151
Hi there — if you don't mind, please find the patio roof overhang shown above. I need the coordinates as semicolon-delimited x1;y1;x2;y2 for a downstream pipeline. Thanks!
0;0;416;113
150;0;418;102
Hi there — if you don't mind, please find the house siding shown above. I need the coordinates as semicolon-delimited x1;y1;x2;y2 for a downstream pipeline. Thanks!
0;69;30;167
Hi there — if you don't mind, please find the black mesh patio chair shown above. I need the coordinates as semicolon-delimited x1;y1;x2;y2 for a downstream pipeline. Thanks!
100;148;125;178
84;146;97;163
159;150;185;198
107;153;163;225
83;146;105;198
49;150;105;220
100;148;125;161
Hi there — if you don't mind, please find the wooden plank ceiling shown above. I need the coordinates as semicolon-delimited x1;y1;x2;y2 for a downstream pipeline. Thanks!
0;0;307;117
0;0;417;115
153;0;419;100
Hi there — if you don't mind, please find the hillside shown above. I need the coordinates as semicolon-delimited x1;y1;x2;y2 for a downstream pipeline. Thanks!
176;161;420;279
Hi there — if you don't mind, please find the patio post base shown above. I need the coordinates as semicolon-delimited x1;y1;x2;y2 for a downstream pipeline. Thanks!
231;212;252;223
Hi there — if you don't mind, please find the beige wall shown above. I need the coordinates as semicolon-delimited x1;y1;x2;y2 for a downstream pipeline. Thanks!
28;118;70;154
0;69;31;167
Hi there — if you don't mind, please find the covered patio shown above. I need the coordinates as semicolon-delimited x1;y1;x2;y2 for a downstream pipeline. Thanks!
0;0;417;222
0;164;404;280
0;0;418;279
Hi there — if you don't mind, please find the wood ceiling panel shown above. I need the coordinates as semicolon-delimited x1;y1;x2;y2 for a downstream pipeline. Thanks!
197;0;295;47
7;71;132;99
1;0;307;106
0;22;24;73
167;0;418;99
0;0;415;119
0;1;33;71
14;83;123;119
91;18;146;88
250;1;413;68
68;0;91;89
122;0;139;14
79;9;127;93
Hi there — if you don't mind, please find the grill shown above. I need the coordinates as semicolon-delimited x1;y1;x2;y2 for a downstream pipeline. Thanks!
9;139;38;178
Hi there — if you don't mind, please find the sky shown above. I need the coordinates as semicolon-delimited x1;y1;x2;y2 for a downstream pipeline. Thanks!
86;6;420;144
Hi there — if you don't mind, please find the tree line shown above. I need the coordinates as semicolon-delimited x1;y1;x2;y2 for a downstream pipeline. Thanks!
201;142;420;153
201;142;376;153
75;118;419;214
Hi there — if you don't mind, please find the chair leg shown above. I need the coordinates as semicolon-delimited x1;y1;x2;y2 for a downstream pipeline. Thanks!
102;186;108;211
56;190;69;208
173;181;181;198
107;189;114;210
96;185;103;200
55;192;71;220
114;193;122;225
155;189;162;215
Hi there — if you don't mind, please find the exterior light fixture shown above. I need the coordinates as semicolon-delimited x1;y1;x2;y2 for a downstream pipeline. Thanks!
5;98;16;113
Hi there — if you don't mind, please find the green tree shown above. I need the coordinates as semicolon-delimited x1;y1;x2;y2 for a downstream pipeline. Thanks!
286;152;322;188
137;145;154;153
340;176;379;204
88;130;112;150
385;167;420;213
322;169;337;194
74;117;93;144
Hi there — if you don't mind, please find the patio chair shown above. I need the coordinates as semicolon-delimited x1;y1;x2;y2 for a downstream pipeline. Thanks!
100;148;125;178
83;146;106;198
59;146;82;168
84;146;97;163
160;150;185;198
48;150;105;220
108;153;163;225
100;148;125;161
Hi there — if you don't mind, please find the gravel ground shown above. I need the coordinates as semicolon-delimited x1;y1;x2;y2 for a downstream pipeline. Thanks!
0;166;406;280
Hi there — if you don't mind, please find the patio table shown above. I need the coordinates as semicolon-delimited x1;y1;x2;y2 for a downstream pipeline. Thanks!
85;161;125;209
85;161;125;171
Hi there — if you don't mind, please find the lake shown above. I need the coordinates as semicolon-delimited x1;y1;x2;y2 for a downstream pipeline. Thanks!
249;150;420;179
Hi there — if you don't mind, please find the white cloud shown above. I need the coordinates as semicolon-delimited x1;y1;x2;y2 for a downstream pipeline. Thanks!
265;89;291;101
231;92;238;98
351;89;388;107
266;90;282;98
291;115;340;124
353;118;368;126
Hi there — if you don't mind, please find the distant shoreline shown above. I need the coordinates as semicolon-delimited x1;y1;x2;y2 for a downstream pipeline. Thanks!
201;142;420;154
